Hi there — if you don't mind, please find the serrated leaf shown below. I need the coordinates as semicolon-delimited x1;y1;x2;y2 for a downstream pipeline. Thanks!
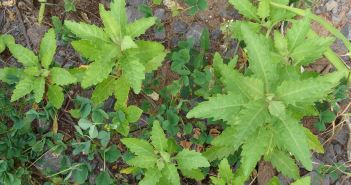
162;162;180;185
11;77;35;102
269;100;286;119
119;52;145;93
139;166;162;185
172;149;210;169
210;177;226;185
24;67;41;76
8;44;39;68
241;23;276;93
133;40;165;66
91;77;115;103
127;155;158;168
47;84;64;109
267;176;281;185
239;76;265;100
257;0;270;19
202;146;236;162
274;30;288;55
110;0;127;36
200;28;209;51
290;41;326;66
291;176;311;185
286;9;311;52
0;37;5;53
33;77;45;103
121;37;138;52
99;4;121;43
229;0;259;21
121;138;158;158
150;121;168;152
211;126;237;147
39;29;57;69
229;21;261;41
71;40;102;61
276;116;312;170
270;149;300;180
144;52;166;73
125;105;142;123
213;52;223;78
303;127;324;153
187;92;246;121
50;67;77;85
178;167;204;180
240;126;269;176
167;138;178;155
218;158;234;183
1;34;15;45
65;21;112;45
81;59;115;88
126;17;156;39
114;75;130;105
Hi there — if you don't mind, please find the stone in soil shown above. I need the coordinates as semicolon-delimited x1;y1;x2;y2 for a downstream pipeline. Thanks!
154;32;165;39
171;33;179;48
346;10;351;20
277;173;294;185
302;171;330;185
36;150;65;172
56;34;66;47
173;21;188;33
334;124;348;145
332;14;342;22
326;0;338;12
126;6;144;24
323;144;336;165
341;24;351;40
37;119;52;133
228;8;242;19
27;24;50;49
127;0;148;7
186;24;207;47
154;8;166;20
334;144;343;155
102;96;117;114
211;29;223;41
224;38;238;58
218;8;227;17
53;56;66;66
134;114;149;128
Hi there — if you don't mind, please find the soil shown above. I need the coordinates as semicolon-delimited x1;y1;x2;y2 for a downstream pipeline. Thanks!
1;0;351;184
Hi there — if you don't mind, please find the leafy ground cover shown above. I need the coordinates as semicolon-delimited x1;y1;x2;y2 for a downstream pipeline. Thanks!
0;0;351;184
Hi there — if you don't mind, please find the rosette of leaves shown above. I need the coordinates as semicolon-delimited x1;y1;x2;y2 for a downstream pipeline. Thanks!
187;10;345;183
65;0;166;107
121;121;210;185
0;29;76;109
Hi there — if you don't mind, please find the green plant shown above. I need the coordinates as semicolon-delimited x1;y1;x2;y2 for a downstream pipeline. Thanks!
121;121;210;184
138;5;153;18
0;29;76;109
186;0;346;182
0;34;15;53
38;0;77;25
184;0;208;15
65;0;165;111
52;16;79;46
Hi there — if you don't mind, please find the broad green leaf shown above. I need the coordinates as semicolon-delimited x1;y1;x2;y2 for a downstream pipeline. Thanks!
89;125;98;138
172;149;210;169
127;155;158;168
1;34;15;45
150;121;168;152
276;116;312;171
121;138;158;158
92;77;116;103
288;103;318;120
67;68;86;83
286;9;311;52
229;21;261;41
11;77;35;102
211;126;237;147
166;138;178;155
110;0;127;37
114;76;130;106
119;52;145;93
178;167;204;180
39;29;57;69
50;67;77;85
239;76;265;100
291;176;311;185
162;162;180;185
267;176;281;185
133;40;165;66
241;126;269;177
210;177;226;185
99;4;121;43
65;21;111;45
33;77;45;103
116;119;130;136
202;146;236;162
73;165;88;184
8;44;39;68
144;52;166;73
71;40;102;61
233;101;269;149
197;0;207;11
95;171;113;185
81;59;115;88
270;149;300;180
24;67;41;76
139;166;162;185
304;127;324;153
212;52;223;78
241;23;276;93
126;17;156;39
269;100;286;120
121;36;138;50
104;145;121;162
200;28;209;51
187;92;246;121
257;0;270;19
47;84;64;109
274;30;288;55
229;0;259;21
218;158;234;183
0;37;5;53
125;105;142;123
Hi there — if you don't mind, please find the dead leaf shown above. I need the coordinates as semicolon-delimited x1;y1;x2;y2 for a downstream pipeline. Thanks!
81;12;91;24
196;144;203;152
2;0;16;7
117;142;124;152
193;128;201;139
176;132;182;138
53;115;58;135
180;140;192;150
163;0;183;10
209;129;220;139
33;102;38;110
147;91;159;101
79;65;89;69
5;8;15;21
